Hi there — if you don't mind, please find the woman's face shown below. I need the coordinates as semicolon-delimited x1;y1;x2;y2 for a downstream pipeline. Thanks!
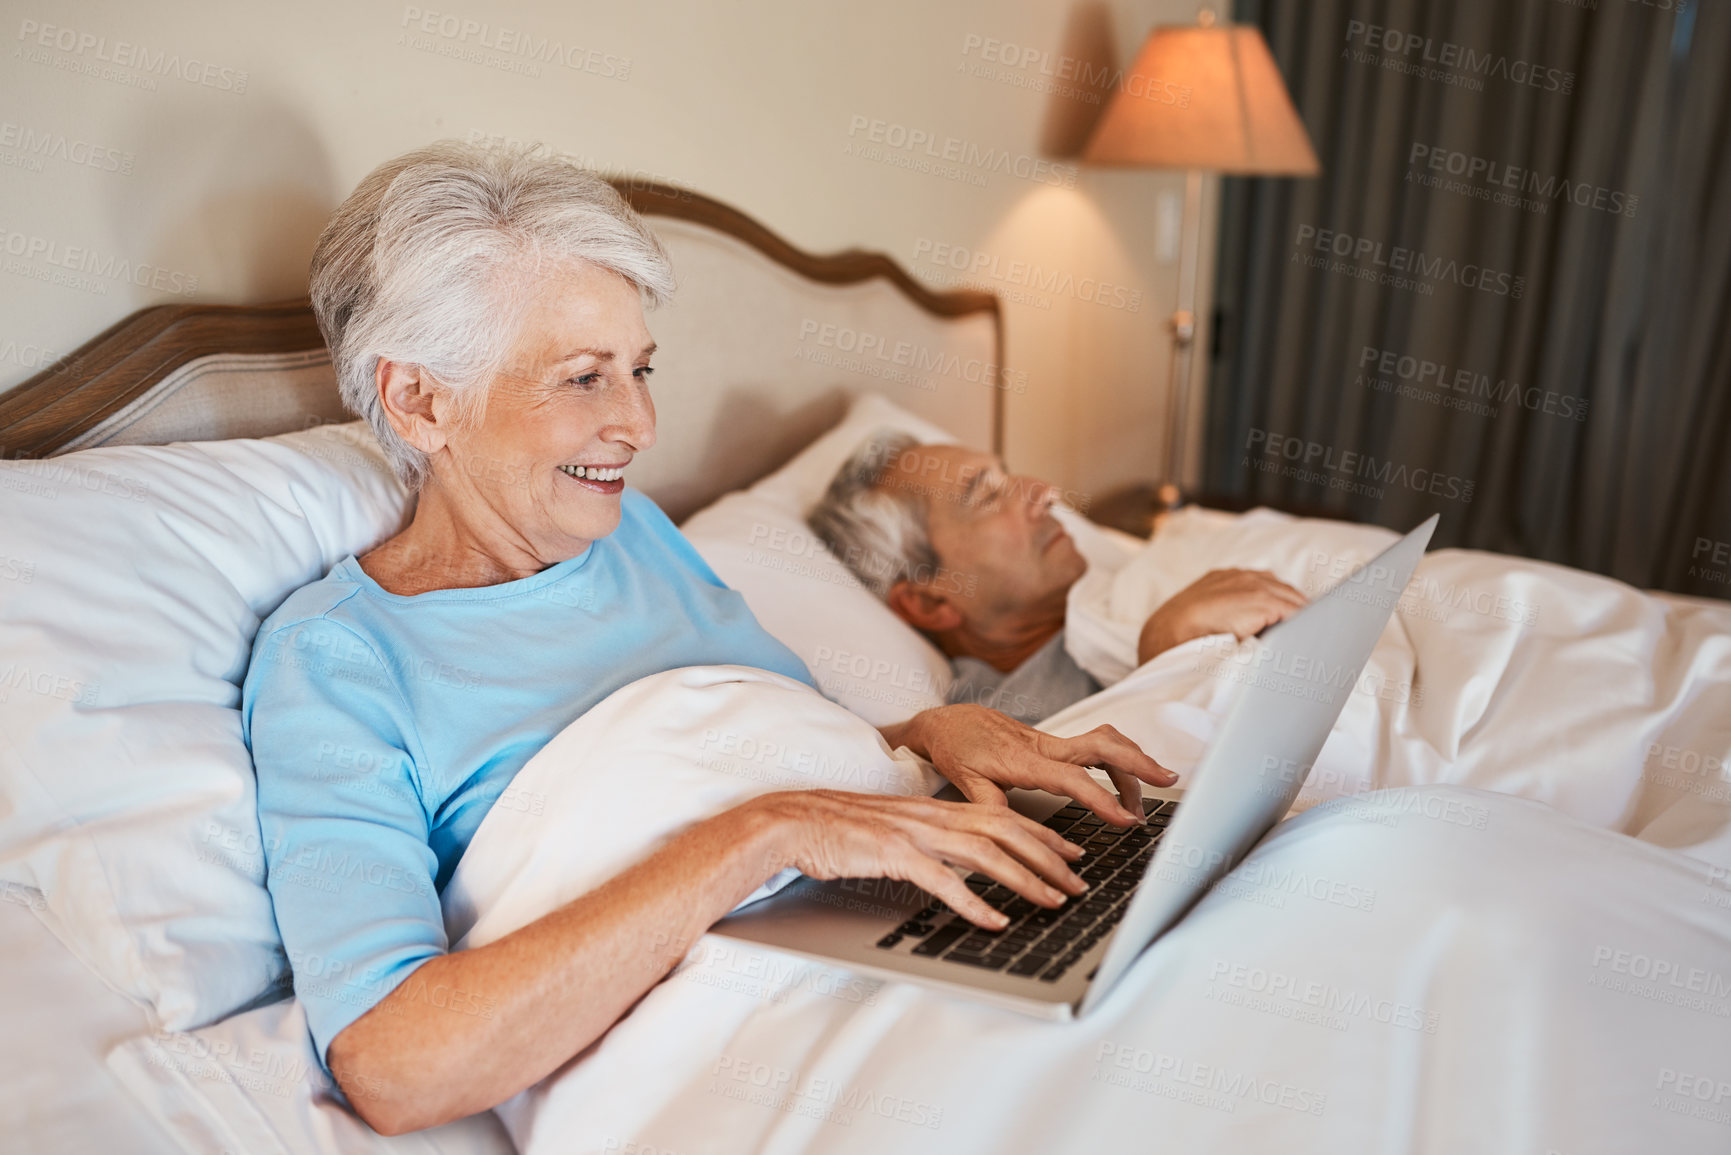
431;260;657;563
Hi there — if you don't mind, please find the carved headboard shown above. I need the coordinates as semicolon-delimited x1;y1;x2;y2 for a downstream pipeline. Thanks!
0;181;1005;522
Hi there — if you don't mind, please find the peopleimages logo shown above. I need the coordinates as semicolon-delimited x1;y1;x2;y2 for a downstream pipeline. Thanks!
1244;428;1475;504
1407;143;1638;218
1342;20;1574;94
398;6;631;79
1207;960;1440;1033
0;226;199;297
1293;225;1523;299
15;19;249;93
710;1056;945;1130
912;238;1142;313
957;34;1191;108
1690;538;1731;587
0;337;66;371
1357;345;1589;422
794;318;1026;394
845;114;1078;188
0;121;134;174
1589;946;1731;1003
1092;1041;1328;1116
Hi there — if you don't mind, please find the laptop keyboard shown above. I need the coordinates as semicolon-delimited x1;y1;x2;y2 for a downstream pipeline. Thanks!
874;798;1175;984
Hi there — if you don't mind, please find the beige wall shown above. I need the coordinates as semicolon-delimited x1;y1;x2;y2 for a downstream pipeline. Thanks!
0;0;1220;502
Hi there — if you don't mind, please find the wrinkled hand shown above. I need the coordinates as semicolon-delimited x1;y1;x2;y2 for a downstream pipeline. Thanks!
890;703;1176;827
744;789;1087;929
1137;568;1307;664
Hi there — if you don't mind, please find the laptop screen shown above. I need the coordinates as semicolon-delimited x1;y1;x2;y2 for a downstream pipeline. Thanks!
1078;515;1437;1014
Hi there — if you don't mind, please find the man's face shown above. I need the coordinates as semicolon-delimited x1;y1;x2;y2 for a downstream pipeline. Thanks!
880;444;1086;627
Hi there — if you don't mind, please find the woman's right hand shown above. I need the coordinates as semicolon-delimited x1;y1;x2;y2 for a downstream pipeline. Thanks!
329;786;1082;1135
738;789;1089;929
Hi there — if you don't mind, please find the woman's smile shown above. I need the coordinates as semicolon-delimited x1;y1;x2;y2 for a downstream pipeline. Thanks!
557;462;628;494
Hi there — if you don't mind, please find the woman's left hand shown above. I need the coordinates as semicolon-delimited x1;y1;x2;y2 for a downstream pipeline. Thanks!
882;704;1177;827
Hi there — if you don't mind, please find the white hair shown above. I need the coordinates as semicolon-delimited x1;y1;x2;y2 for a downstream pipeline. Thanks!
309;140;676;487
808;430;939;599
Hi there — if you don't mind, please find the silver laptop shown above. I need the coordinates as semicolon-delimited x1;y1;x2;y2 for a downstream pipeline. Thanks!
714;515;1439;1019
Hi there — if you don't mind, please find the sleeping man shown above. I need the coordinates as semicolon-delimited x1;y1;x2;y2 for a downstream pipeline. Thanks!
809;432;1309;724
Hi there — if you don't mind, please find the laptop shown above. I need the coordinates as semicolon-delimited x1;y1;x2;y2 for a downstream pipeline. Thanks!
713;515;1439;1019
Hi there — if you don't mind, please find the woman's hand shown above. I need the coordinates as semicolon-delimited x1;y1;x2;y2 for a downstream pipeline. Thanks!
1137;568;1308;665
742;788;1087;929
325;786;1082;1133
883;704;1176;828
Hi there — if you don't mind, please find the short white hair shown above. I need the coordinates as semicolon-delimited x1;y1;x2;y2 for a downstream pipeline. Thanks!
309;140;675;487
808;430;939;599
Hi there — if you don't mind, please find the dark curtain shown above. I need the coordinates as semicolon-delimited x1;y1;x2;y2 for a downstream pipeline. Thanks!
1207;0;1731;598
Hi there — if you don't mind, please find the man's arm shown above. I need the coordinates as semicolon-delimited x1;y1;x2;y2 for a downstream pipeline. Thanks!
1135;569;1308;665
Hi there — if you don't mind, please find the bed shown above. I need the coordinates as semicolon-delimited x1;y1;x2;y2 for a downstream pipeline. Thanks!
3;182;1729;1155
0;180;1003;1155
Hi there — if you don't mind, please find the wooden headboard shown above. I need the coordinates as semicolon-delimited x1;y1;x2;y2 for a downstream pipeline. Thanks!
0;181;1005;522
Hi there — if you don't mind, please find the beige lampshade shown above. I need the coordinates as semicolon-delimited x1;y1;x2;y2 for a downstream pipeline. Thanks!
1084;23;1319;175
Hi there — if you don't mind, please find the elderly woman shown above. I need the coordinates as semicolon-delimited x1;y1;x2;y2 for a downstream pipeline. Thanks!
242;141;1171;1135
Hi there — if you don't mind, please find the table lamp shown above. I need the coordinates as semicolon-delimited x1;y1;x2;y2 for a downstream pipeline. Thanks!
1084;9;1318;512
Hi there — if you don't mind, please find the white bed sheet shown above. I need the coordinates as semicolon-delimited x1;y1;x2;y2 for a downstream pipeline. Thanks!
107;996;515;1155
0;892;182;1155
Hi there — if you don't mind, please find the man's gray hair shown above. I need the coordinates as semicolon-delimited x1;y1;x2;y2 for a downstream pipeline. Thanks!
808;430;939;599
309;140;676;487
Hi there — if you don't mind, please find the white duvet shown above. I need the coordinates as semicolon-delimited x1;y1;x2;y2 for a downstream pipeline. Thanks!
446;653;1731;1153
1060;506;1731;864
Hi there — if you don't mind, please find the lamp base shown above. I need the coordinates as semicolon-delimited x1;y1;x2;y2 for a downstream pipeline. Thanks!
1089;482;1189;540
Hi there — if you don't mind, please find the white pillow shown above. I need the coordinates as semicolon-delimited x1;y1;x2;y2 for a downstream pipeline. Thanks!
0;421;408;1031
682;490;951;725
681;394;958;725
745;391;958;514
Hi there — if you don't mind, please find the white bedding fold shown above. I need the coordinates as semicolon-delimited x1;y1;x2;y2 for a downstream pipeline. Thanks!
441;665;943;953
1059;506;1731;863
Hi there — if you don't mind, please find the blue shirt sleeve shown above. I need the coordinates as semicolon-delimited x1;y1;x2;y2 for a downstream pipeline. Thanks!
243;613;446;1069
